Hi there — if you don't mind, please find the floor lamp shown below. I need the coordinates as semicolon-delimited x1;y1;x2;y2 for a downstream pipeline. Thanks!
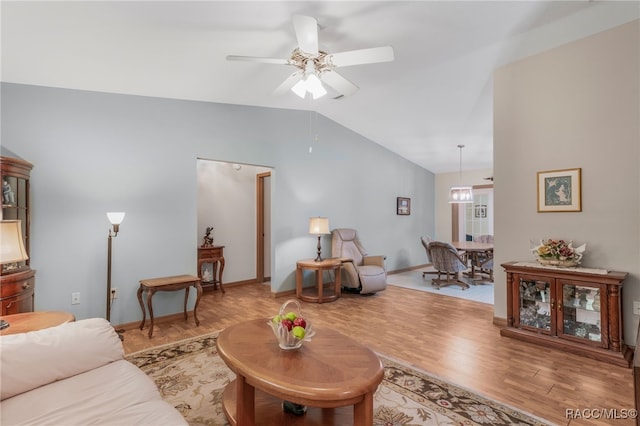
106;212;125;338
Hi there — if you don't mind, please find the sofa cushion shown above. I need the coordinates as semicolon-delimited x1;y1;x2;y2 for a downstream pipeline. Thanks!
1;318;123;400
0;359;187;425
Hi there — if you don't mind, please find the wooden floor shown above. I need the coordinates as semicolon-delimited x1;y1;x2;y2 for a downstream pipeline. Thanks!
120;281;635;426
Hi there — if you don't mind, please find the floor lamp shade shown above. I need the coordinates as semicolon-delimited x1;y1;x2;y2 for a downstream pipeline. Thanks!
0;220;29;265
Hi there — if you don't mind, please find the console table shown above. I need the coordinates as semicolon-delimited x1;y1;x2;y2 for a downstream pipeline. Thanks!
198;246;225;292
137;274;202;338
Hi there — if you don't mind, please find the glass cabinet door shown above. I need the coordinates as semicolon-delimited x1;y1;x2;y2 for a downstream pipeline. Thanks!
518;277;553;333
200;261;215;285
1;173;30;272
558;282;603;345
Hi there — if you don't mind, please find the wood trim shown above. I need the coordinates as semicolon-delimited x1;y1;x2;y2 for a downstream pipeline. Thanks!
387;264;430;274
451;203;460;241
492;316;507;327
256;172;270;284
634;321;640;416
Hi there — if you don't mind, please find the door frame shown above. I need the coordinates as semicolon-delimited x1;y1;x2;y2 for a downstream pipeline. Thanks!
256;171;271;283
452;184;493;241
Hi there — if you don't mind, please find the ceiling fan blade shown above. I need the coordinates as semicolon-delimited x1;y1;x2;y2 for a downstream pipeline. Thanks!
320;70;359;98
273;71;303;95
292;15;318;56
328;46;394;68
226;55;289;65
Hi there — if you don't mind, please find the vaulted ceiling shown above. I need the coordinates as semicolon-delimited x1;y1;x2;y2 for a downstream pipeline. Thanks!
2;1;637;173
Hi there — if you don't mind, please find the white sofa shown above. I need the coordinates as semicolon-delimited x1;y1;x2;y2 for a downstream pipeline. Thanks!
0;318;187;426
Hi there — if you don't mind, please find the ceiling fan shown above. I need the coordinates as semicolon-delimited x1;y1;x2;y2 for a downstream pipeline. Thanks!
226;15;394;99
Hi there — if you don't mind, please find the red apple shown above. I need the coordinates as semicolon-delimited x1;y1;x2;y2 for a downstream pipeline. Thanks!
281;318;294;331
293;317;306;329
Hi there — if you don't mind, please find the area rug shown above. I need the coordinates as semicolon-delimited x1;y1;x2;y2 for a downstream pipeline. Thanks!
126;332;552;426
389;269;494;305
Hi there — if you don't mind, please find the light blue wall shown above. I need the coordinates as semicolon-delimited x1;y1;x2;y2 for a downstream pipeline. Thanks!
1;82;435;325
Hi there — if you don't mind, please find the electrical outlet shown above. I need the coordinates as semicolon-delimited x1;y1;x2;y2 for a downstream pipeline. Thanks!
111;288;118;299
634;301;640;316
71;292;80;305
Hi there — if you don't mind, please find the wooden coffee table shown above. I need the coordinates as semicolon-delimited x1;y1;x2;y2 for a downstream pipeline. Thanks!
217;318;384;426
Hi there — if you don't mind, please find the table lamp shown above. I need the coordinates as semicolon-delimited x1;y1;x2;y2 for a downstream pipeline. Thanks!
308;217;330;262
0;220;30;330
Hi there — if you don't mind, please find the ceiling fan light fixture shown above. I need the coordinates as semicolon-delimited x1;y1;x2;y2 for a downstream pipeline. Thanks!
306;74;327;99
291;79;307;98
290;71;327;100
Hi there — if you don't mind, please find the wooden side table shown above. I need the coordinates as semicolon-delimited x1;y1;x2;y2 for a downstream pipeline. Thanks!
197;245;225;292
0;311;75;336
296;258;341;303
137;274;202;338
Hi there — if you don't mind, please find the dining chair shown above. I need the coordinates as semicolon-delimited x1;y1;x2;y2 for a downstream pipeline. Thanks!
420;236;439;278
472;235;494;282
427;241;470;290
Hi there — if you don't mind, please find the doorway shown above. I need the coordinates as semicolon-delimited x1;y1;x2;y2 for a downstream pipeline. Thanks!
197;159;272;286
452;184;494;242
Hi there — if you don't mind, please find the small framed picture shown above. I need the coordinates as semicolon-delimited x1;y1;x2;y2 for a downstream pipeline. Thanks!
537;168;582;212
397;197;410;215
474;204;487;218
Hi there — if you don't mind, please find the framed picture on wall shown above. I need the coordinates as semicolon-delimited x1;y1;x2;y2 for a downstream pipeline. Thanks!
474;204;487;218
397;197;411;215
537;168;582;212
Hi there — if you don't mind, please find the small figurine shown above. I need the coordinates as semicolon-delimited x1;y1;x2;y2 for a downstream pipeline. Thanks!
202;226;214;247
2;179;15;205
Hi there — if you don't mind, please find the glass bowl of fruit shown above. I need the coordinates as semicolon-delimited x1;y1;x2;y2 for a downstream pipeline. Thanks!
268;299;315;350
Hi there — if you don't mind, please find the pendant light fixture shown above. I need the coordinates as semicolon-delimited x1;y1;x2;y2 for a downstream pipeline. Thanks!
449;144;474;203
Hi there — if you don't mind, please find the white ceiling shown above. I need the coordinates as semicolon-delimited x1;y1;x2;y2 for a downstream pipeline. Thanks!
2;1;638;173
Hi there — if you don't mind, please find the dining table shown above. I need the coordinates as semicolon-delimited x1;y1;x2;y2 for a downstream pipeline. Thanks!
451;241;494;278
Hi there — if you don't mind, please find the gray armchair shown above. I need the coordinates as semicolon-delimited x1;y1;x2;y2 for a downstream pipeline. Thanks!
427;241;470;290
331;228;387;294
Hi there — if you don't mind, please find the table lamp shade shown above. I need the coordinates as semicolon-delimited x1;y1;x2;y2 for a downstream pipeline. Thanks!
0;220;29;264
308;217;330;235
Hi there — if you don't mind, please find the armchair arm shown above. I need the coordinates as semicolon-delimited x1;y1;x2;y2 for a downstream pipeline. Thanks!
363;255;386;268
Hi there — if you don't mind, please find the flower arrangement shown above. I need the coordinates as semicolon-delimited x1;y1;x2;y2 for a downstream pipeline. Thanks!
532;239;586;267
